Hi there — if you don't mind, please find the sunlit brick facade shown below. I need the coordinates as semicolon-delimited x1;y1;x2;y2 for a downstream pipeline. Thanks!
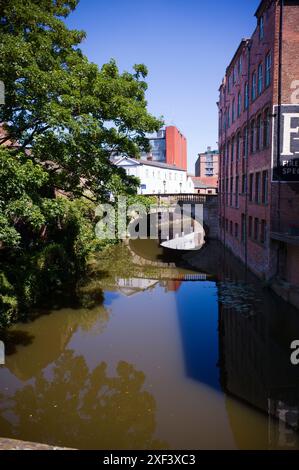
218;0;299;307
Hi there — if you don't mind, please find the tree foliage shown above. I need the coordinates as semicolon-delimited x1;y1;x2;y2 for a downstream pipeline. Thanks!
0;0;162;324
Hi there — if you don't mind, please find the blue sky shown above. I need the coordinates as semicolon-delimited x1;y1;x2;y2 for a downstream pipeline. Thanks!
66;0;261;172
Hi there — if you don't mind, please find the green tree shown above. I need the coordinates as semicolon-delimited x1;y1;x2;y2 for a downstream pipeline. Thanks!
0;0;162;202
0;0;163;324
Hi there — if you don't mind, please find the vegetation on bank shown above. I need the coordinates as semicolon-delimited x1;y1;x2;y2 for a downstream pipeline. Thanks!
0;0;163;326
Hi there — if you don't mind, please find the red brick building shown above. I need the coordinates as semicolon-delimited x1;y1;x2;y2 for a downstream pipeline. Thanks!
165;126;187;170
218;0;299;307
142;126;187;170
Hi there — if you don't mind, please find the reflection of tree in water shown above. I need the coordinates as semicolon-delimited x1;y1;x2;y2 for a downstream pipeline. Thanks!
0;350;167;450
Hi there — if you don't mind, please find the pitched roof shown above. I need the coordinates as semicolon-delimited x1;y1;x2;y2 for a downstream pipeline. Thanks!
115;156;186;172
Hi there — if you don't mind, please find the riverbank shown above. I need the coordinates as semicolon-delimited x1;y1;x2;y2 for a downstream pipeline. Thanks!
0;437;73;450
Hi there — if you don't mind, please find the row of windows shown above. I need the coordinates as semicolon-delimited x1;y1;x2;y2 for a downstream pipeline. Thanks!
222;216;267;245
221;170;268;207
227;55;243;93
249;170;269;204
219;10;267;105
128;168;184;182
220;108;271;168
220;51;272;132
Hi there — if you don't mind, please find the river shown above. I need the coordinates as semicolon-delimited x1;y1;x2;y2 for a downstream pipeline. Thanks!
0;238;299;450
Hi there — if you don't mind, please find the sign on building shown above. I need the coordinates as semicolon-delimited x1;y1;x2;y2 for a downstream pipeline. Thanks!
272;105;299;182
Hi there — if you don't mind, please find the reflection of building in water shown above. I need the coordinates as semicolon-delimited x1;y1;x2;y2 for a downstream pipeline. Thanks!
116;278;159;296
165;280;182;292
218;295;299;448
268;399;299;448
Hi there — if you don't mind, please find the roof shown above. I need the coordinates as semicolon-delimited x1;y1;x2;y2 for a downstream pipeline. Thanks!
198;149;219;156
254;0;272;18
115;156;186;172
192;176;218;189
226;39;250;75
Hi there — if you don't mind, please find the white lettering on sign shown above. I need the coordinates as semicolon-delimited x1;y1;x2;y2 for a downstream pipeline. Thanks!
282;113;299;156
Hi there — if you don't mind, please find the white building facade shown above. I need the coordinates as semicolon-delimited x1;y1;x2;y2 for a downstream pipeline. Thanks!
115;157;194;195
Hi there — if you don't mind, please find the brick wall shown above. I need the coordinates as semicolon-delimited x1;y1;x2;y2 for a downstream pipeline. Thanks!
218;0;299;288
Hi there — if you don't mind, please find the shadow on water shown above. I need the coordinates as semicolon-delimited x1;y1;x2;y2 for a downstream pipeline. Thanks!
0;330;35;356
130;237;299;439
182;241;299;436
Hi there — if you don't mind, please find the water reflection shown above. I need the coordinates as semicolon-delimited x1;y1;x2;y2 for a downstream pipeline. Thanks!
1;240;299;449
1;304;109;381
219;286;299;441
0;351;166;450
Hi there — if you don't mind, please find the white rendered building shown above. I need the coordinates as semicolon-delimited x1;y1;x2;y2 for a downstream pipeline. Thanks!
114;157;194;195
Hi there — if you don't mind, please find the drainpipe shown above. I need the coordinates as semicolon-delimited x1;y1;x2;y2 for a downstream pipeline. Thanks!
244;40;252;275
276;0;284;276
223;86;230;252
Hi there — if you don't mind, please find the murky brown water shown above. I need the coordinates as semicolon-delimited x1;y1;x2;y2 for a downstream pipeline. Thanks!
1;239;299;449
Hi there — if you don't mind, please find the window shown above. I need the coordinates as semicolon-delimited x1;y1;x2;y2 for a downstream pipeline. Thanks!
244;82;249;110
248;216;253;238
263;108;270;148
261;219;267;244
238;55;242;75
233;66;236;84
243;126;248;157
225;219;229;232
252;71;257;101
254;218;259;240
242;174;247;193
250;119;255;154
227;105;230;128
236;132;241;160
265;52;272;87
235;223;239;238
226;141;230;166
235;175;239;207
232;98;235;122
237;92;242;117
249;174;254;202
259;15;264;41
231;137;235;162
256;114;262;151
255;172;261;204
262;170;268;204
230;220;233;235
230;177;234;206
258;63;263;95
